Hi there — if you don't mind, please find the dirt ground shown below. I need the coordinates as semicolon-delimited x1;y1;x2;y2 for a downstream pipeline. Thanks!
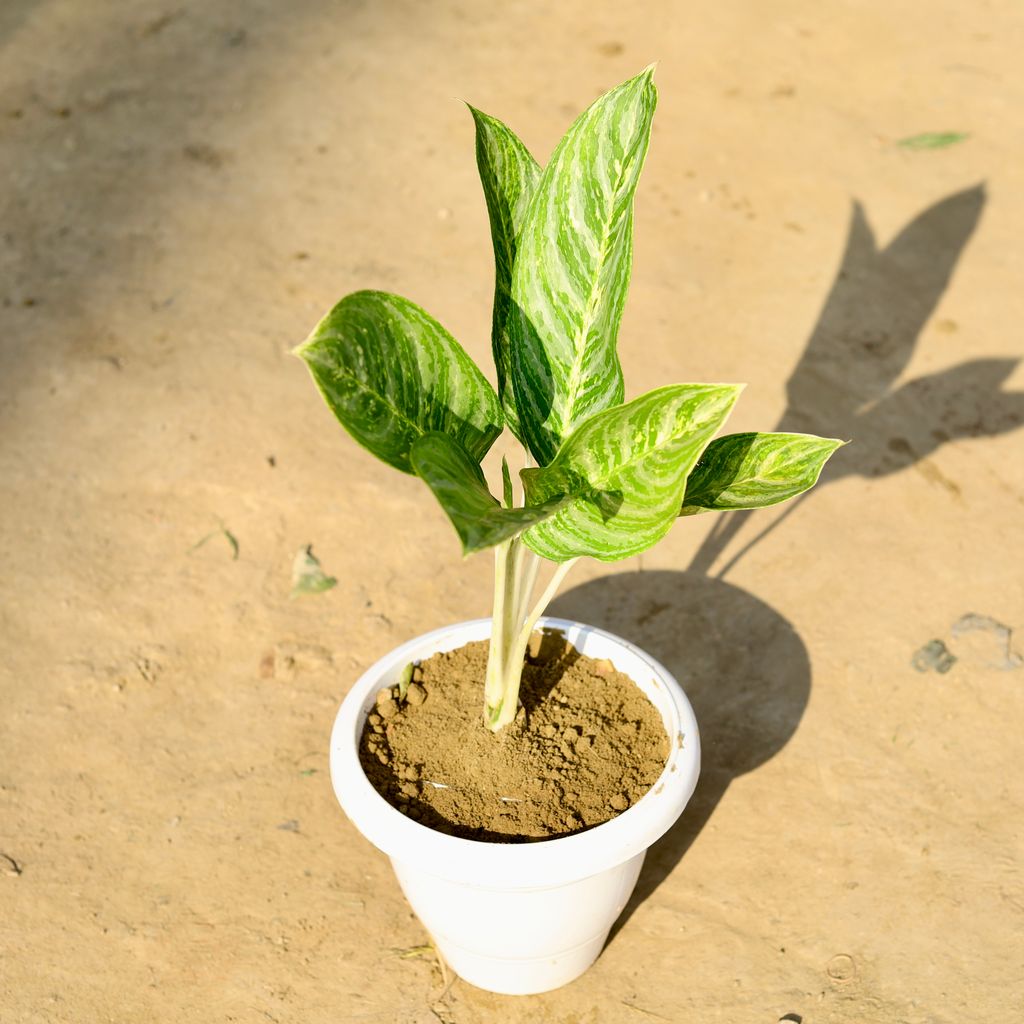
2;1;1023;1022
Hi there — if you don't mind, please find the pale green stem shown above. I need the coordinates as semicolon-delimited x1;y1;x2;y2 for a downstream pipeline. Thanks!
483;540;512;713
509;557;578;670
485;556;579;732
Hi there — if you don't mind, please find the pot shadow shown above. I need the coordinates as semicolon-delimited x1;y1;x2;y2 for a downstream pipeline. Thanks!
548;569;810;943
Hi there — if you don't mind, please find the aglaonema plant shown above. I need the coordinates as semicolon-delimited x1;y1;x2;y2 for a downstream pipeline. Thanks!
294;67;844;731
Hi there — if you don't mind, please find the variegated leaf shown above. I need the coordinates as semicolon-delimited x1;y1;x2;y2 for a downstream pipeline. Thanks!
411;433;566;555
469;106;541;442
522;383;742;562
681;432;846;515
294;291;502;474
510;67;658;465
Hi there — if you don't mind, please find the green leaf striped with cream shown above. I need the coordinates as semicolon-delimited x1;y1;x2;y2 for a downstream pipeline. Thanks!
411;433;567;555
680;432;846;515
293;291;502;474
521;383;742;562
510;67;658;465
469;106;541;442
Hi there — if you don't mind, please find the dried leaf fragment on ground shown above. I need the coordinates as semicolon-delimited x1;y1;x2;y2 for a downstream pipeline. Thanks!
290;545;337;596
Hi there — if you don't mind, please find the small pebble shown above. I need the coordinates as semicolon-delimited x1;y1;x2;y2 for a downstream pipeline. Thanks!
375;688;395;707
377;698;400;719
368;713;382;727
593;658;615;675
406;682;427;706
402;766;420;782
562;726;581;742
610;793;629;812
399;782;418;799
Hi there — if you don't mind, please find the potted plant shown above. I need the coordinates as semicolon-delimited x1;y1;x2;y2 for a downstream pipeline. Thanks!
293;67;842;995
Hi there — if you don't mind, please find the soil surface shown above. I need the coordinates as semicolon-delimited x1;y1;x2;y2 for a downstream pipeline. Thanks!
359;633;668;840
3;2;1023;1023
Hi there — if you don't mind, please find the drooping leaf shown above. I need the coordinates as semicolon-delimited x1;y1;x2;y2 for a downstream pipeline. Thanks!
510;67;658;465
680;432;846;515
410;433;567;555
294;290;502;474
469;106;541;442
521;383;742;562
897;132;969;150
290;545;337;596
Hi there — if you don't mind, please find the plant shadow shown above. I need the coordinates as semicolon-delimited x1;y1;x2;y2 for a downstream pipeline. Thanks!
692;183;1024;576
549;569;810;941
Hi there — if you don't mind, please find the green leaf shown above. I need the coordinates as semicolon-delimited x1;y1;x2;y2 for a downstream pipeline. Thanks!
290;545;337;596
396;662;414;700
294;290;502;474
897;132;969;150
469;106;542;442
521;383;742;562
680;432;846;515
510;67;658;465
500;455;513;508
410;433;567;555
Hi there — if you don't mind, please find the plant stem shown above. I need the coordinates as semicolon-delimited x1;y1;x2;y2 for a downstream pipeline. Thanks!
483;553;579;732
483;539;511;714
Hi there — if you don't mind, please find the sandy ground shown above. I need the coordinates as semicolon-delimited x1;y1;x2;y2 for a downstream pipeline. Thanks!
2;1;1023;1021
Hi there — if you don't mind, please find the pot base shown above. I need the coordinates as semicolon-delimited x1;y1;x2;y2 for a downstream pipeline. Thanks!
392;851;645;995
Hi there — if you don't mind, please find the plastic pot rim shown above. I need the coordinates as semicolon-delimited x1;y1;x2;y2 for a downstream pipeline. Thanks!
329;616;700;891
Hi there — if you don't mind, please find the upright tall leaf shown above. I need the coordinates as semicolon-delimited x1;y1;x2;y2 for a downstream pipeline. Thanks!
469;106;541;441
294;290;502;474
522;383;742;562
411;433;566;555
510;67;658;465
681;432;846;515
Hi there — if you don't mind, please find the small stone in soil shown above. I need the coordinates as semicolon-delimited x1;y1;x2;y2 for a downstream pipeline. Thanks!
610;794;629;812
377;698;400;718
406;682;427;705
375;687;394;706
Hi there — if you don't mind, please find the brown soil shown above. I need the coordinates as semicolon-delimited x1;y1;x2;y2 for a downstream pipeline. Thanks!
359;631;669;841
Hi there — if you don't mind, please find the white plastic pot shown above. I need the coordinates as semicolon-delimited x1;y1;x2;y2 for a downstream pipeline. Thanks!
329;616;700;995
